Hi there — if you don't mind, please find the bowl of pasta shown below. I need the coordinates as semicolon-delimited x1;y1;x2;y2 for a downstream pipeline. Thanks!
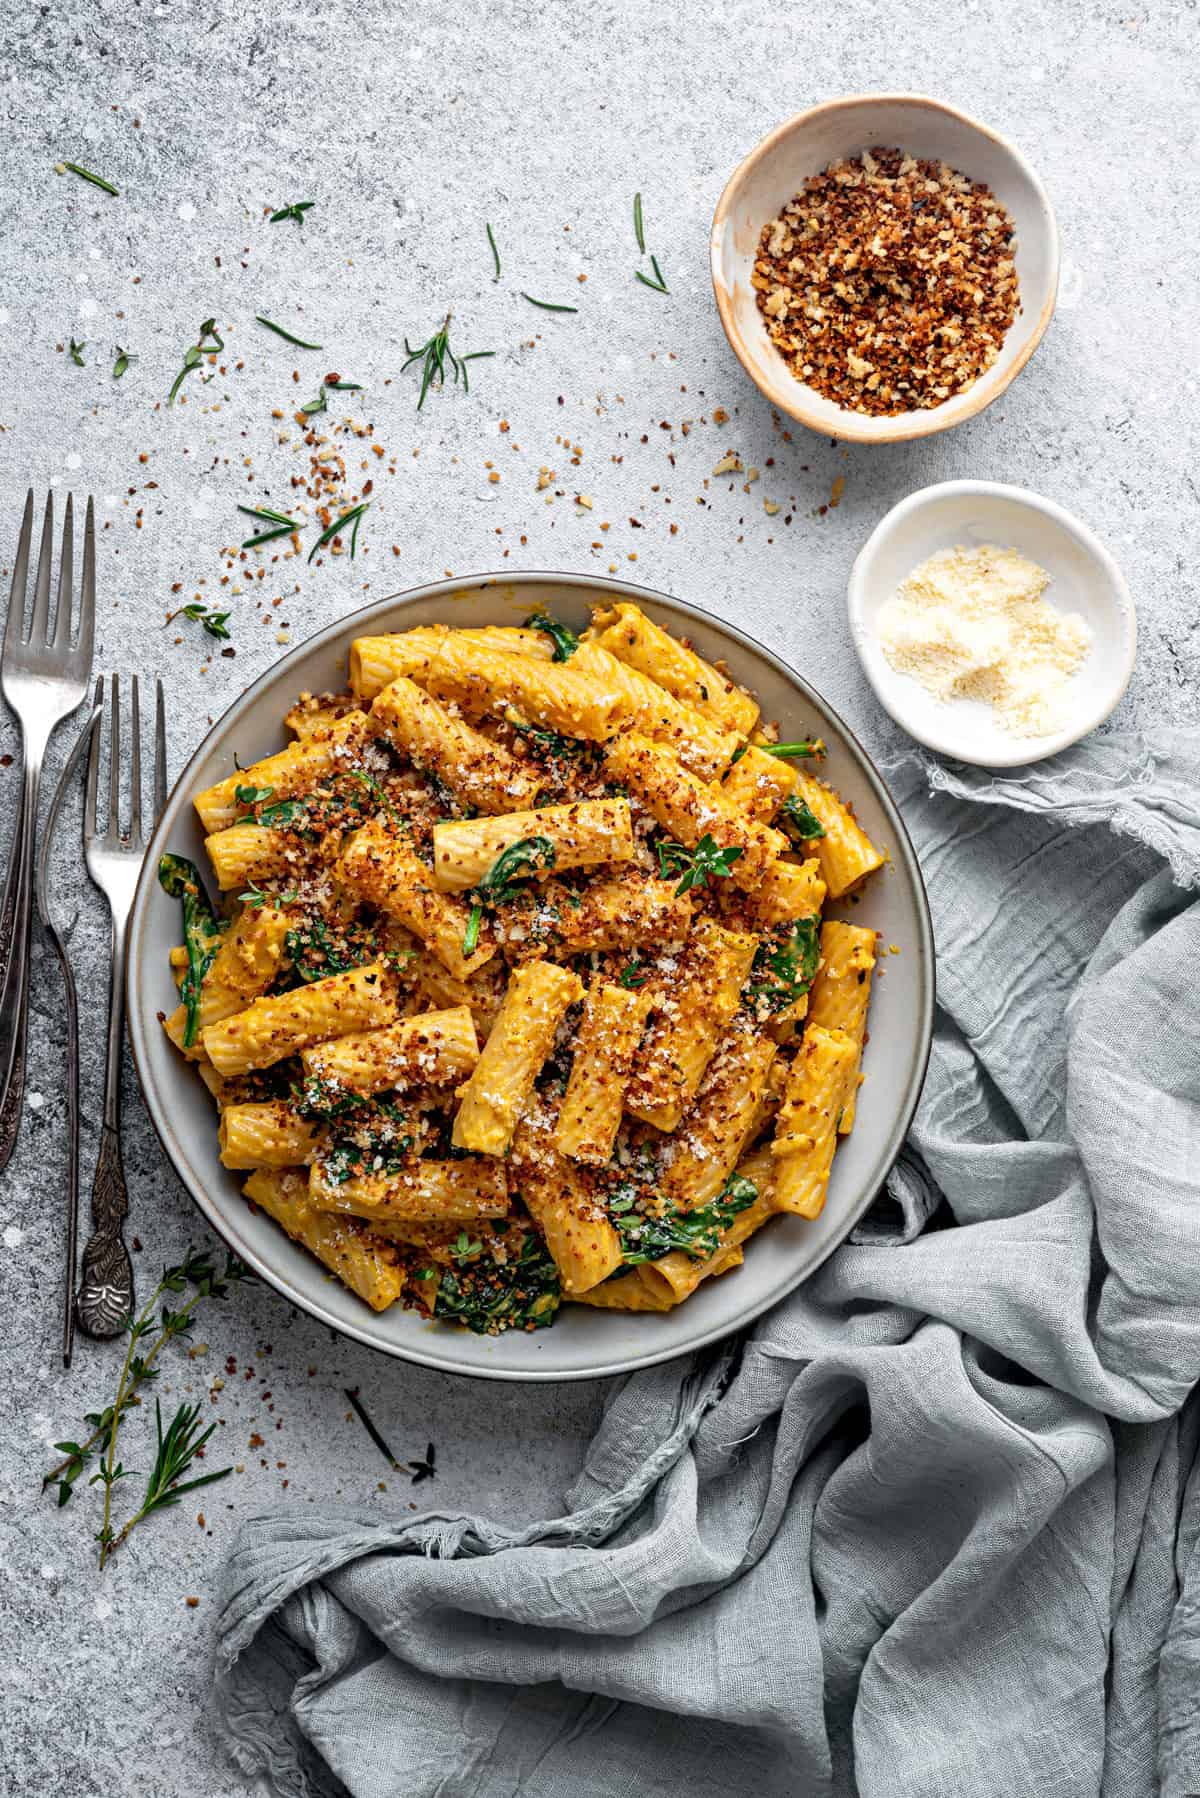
127;574;933;1380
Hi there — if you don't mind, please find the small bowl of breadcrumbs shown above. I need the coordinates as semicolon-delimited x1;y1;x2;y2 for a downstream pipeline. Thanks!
711;95;1059;444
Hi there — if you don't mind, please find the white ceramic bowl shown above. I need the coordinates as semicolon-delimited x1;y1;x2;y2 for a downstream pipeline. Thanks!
127;573;934;1382
848;481;1137;766
710;94;1059;444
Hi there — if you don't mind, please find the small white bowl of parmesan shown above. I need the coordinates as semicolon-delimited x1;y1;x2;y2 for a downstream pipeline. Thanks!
847;480;1137;767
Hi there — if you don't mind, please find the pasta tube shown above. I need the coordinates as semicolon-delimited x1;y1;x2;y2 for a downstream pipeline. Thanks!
719;745;798;822
806;921;877;1133
350;626;628;739
663;1027;778;1209
202;963;397;1076
572;1273;675;1312
350;626;554;696
164;904;292;1057
243;1168;404;1311
591;600;760;735
770;1025;858;1218
337;821;495;980
193;712;372;835
204;823;295;892
371;674;542;814
218;1101;318;1169
452;960;583;1155
602;734;783;892
570;641;736;780
308;1155;508;1223
543;874;692;957
284;694;360;740
638;1196;773;1305
738;856;827;926
511;1113;623;1293
625;919;758;1131
432;798;633;893
792;772;885;898
301;1006;479;1097
554;980;654;1164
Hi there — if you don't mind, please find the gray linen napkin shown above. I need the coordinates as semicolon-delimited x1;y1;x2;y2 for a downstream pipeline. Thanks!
214;729;1200;1798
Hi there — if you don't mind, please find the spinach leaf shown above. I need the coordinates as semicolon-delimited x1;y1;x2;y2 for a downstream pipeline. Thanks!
613;1172;759;1265
463;834;557;957
523;610;579;662
432;1228;560;1333
157;853;224;1048
748;915;821;1014
779;793;826;843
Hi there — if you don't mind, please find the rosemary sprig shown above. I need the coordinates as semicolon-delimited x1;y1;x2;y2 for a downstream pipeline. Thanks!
633;191;646;254
401;314;494;408
269;200;315;224
168;601;231;641
238;502;300;551
168;317;224;404
58;161;119;196
43;1248;252;1565
326;378;363;391
68;339;86;368
255;314;323;350
112;346;134;379
634;256;669;294
308;502;370;564
521;293;578;313
486;221;501;279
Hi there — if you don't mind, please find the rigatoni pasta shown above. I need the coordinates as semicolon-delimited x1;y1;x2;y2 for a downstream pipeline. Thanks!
160;598;887;1337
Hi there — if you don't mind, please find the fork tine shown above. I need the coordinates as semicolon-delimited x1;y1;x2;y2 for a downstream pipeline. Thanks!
129;674;143;846
26;493;54;646
4;490;33;654
76;496;96;669
83;675;103;844
53;493;74;650
108;673;121;838
153;678;167;821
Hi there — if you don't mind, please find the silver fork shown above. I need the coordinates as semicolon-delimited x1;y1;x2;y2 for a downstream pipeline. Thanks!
76;673;166;1339
0;491;95;1172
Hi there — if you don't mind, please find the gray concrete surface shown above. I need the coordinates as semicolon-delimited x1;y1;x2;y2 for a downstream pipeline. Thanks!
0;0;1195;1792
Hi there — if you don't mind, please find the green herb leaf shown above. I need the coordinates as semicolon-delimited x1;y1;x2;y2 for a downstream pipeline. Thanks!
463;901;483;959
171;601;231;641
655;833;743;896
157;854;223;1047
255;314;322;349
433;1228;560;1334
112;347;134;379
486;221;501;279
748;916;821;1014
634;255;669;294
633;191;646;254
462;836;558;957
68;338;86;368
325;379;363;390
168;318;223;404
779;793;826;843
234;783;274;805
521;293;578;313
523;610;579;662
269;200;315;224
60;161;119;196
307;501;370;564
617;959;651;989
299;386;328;416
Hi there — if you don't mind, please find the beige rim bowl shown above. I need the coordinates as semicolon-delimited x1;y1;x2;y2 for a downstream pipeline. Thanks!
710;94;1060;444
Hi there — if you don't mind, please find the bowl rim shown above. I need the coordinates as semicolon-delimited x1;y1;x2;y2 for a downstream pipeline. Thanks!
709;91;1061;445
126;568;936;1381
846;478;1138;766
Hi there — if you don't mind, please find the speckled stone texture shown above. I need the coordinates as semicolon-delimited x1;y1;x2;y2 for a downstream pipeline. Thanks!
0;1;1194;1792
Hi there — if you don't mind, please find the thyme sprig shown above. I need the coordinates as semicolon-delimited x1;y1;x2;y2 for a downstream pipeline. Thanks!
401;314;494;408
269;200;315;224
68;339;86;367
256;314;323;350
43;1247;252;1566
308;502;370;564
344;1389;438;1485
169;317;224;404
59;161;119;196
656;833;743;895
168;601;231;641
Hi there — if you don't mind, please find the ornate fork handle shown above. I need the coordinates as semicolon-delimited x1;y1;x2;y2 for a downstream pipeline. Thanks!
77;1123;134;1338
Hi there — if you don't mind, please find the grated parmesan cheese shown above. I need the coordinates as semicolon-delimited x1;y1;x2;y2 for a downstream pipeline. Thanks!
876;544;1093;738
